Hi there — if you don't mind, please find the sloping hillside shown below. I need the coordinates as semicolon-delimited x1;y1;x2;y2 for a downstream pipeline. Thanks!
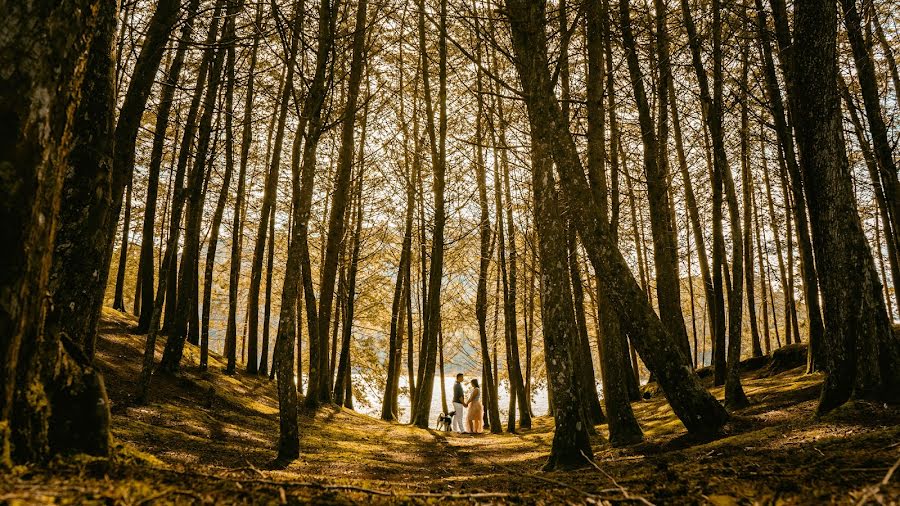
1;309;898;504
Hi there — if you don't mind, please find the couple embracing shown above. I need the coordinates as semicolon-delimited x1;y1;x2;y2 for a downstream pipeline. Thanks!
451;373;483;434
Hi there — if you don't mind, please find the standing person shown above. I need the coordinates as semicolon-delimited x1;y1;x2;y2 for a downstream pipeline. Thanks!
466;379;484;434
452;373;467;433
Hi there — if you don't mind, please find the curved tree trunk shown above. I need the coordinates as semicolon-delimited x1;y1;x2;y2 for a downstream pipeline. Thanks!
505;0;729;435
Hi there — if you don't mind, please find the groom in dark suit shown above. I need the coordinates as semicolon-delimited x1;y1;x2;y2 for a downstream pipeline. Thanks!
452;373;467;433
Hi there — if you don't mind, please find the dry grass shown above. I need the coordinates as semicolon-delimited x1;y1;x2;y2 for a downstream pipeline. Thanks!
1;308;898;504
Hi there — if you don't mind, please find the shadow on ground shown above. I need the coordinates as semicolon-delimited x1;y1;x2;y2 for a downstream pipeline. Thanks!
1;308;898;504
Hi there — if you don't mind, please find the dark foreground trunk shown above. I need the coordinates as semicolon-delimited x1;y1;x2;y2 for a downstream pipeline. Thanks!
0;0;113;466
788;0;900;413
528;136;594;469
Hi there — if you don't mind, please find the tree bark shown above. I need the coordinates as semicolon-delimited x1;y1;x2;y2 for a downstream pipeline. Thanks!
297;0;339;408
754;0;825;365
112;0;182;319
505;0;729;435
135;0;202;333
1;0;112;465
224;0;266;374
332;14;369;403
838;0;900;256
586;0;643;444
411;0;448;428
159;0;227;373
382;31;415;420
528;130;594;469
839;78;900;318
788;0;900;413
473;37;504;432
248;1;304;376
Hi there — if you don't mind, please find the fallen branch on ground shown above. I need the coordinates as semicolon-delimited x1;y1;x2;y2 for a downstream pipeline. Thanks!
582;450;656;506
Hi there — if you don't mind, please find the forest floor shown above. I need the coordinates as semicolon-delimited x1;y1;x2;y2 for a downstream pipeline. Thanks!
1;309;899;505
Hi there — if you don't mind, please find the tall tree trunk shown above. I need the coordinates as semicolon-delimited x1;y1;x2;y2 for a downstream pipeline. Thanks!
586;0;643;444
332;22;370;402
740;38;762;358
754;0;825;366
719;0;749;409
411;0;448;428
162;0;221;335
490;36;532;429
335;184;364;408
671;79;716;362
382;32;415;420
200;0;242;371
839;78;900;315
247;7;300;376
505;0;729;435
679;0;729;383
297;0;339;408
225;0;265;373
159;0;227;373
319;11;368;402
777;150;801;343
788;0;900;413
762;143;791;348
752;158;773;355
838;0;900;254
473;35;504;432
113;0;182;322
647;0;692;359
1;0;113;465
136;0;202;333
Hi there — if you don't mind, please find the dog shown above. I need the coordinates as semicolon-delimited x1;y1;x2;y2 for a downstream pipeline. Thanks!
436;411;455;431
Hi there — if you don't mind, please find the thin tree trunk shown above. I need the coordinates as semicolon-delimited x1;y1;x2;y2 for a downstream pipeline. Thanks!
752;160;772;355
297;0;340;408
335;63;370;405
200;0;242;371
473;31;504;432
383;31;415;420
671;79;716;360
839;0;900;253
112;182;132;312
111;0;182;318
411;0;448;428
136;0;202;332
259;206;276;376
247;61;289;373
839;77;900;317
225;0;265;374
159;0;227;373
762;144;790;348
490;37;532;429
